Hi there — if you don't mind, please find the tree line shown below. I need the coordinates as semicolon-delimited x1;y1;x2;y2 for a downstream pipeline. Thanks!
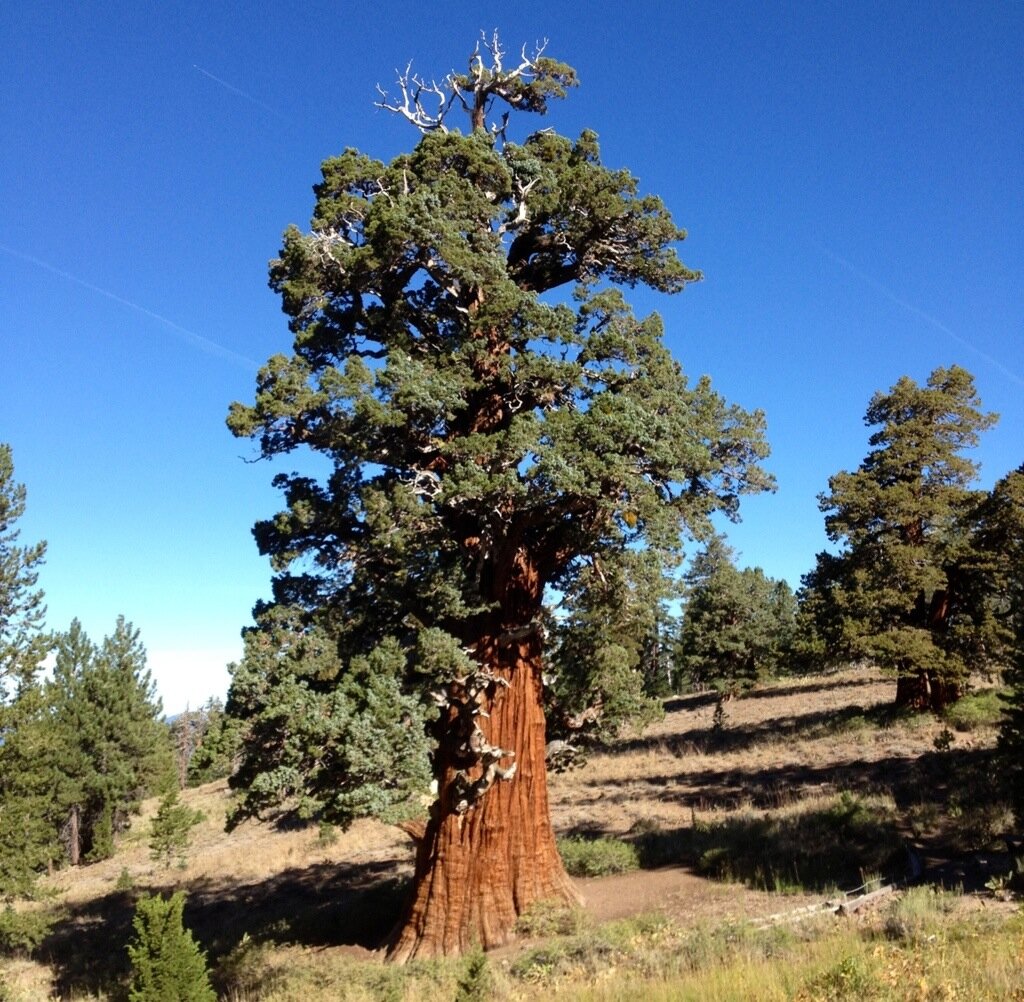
0;444;236;903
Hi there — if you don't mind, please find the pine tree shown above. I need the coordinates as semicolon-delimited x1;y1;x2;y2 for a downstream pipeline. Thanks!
677;535;795;693
149;789;203;868
810;366;996;710
982;467;1024;821
226;34;772;959
545;547;676;753
0;446;52;899
0;444;48;704
126;892;215;1002
45;618;174;864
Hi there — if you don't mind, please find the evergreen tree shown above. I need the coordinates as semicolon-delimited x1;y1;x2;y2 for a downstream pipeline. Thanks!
983;467;1024;821
0;444;48;704
0;446;52;899
45;618;174;864
676;536;796;693
170;698;241;788
810;366;996;709
149;789;203;868
545;548;676;754
227;35;772;959
126;892;215;1002
184;698;241;786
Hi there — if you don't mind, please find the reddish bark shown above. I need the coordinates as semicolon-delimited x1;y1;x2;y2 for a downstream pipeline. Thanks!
387;548;579;962
894;669;930;711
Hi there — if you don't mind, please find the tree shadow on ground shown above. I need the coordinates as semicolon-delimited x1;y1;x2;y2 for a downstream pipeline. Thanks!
629;793;907;893
738;675;890;701
38;857;410;1000
574;745;998;817
615;702;911;758
661;675;887;715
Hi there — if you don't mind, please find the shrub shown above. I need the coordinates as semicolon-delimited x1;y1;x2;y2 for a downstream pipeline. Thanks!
127;892;215;1002
883;886;957;944
454;946;490;1002
557;835;640;877
0;905;58;957
944;689;1004;732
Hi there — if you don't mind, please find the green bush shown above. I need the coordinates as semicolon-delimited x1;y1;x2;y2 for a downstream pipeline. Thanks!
127;892;215;1002
454;946;491;1002
943;689;1004;732
0;905;57;957
557;836;640;877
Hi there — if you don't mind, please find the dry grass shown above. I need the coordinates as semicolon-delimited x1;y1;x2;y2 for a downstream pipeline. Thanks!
1;668;1015;1001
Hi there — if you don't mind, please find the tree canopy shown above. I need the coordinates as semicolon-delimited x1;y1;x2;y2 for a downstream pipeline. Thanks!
805;365;997;708
226;35;772;958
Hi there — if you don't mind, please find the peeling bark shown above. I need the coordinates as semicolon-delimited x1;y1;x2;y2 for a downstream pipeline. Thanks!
387;551;579;961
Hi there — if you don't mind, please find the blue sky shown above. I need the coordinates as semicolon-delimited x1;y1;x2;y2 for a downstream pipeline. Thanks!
2;2;1021;713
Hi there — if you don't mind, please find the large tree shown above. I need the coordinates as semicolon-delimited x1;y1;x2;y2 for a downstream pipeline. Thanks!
809;366;997;709
226;36;772;960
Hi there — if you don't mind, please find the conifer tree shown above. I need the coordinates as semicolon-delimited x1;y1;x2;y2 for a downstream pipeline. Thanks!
676;535;796;692
149;789;204;868
809;366;997;709
227;35;772;959
982;467;1024;820
45;618;174;863
126;892;215;1002
0;444;48;704
0;446;52;899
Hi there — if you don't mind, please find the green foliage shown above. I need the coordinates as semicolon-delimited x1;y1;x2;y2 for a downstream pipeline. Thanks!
46;617;175;863
225;39;771;864
677;535;796;692
149;790;204;868
943;688;1003;731
557;835;640;877
0;904;58;957
0;617;174;889
546;548;671;749
182;698;241;787
0;445;52;901
987;467;1024;824
453;946;490;1002
803;367;999;706
0;444;49;705
127;892;215;1002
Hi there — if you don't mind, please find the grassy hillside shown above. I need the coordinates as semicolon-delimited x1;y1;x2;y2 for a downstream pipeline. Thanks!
2;669;1021;1000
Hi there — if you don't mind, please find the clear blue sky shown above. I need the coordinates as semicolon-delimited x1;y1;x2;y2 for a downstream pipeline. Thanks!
2;2;1021;713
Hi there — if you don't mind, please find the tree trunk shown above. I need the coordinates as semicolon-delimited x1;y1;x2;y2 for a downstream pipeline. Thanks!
68;804;80;867
927;671;961;713
894;669;929;710
387;611;578;961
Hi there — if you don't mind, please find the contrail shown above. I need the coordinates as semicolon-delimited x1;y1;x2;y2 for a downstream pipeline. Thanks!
816;242;1024;388
0;243;259;371
192;64;286;119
